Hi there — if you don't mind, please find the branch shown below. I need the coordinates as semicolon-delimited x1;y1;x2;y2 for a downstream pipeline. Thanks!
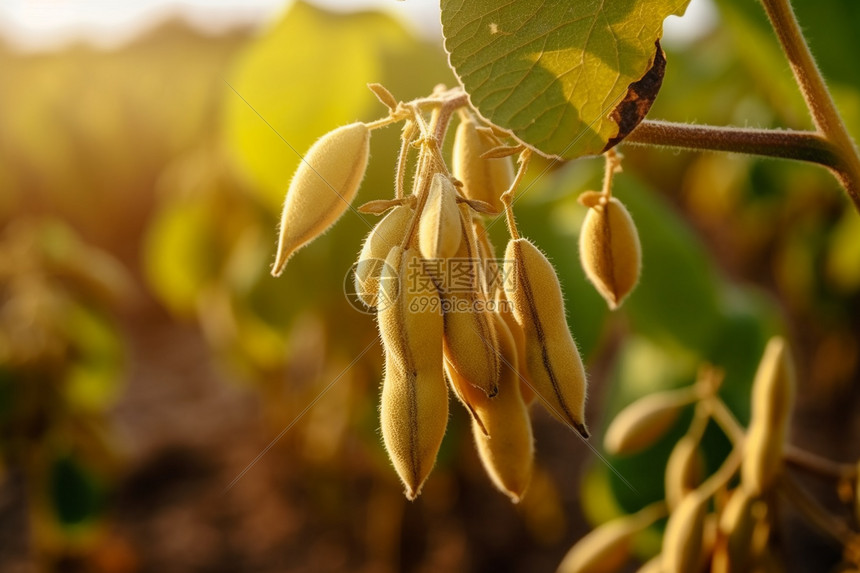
758;0;860;210
626;120;842;169
626;120;858;210
784;445;859;481
778;473;859;550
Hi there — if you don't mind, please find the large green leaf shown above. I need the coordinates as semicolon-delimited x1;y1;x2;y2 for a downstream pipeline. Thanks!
441;0;690;159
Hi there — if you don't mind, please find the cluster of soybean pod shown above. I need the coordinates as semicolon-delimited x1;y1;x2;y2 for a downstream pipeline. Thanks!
271;83;642;502
270;82;860;572
560;337;860;573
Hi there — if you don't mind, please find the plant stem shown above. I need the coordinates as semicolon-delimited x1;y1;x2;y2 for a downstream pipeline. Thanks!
707;396;747;445
401;95;465;248
601;148;622;198
501;149;532;240
778;473;860;549
758;0;860;208
626;120;842;169
394;121;416;200
433;92;468;143
784;445;859;480
699;442;744;499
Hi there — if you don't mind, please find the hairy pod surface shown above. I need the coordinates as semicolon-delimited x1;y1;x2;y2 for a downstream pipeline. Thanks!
473;219;501;297
557;503;664;573
504;238;588;437
452;117;513;214
604;387;697;456
496;289;535;406
741;423;784;497
473;219;527;395
419;173;462;261
665;434;705;511
713;488;758;573
377;247;448;499
378;246;443;376
380;351;448;500
662;490;707;573
578;195;641;309
445;360;488;435
354;205;413;307
470;313;534;502
273;122;370;275
742;337;795;495
440;205;500;397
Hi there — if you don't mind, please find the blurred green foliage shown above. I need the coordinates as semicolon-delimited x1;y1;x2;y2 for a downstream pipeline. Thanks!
0;0;859;570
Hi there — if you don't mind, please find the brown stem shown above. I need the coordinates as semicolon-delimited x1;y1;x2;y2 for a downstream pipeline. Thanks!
401;95;465;247
626;120;842;168
761;0;860;188
601;148;622;198
626;120;858;211
784;445;859;480
433;92;468;144
758;0;860;209
778;472;859;549
401;142;434;248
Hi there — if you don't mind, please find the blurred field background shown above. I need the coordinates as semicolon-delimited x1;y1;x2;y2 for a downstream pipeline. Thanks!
1;0;859;571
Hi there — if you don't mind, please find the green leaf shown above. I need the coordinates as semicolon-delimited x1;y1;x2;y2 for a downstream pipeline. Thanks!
49;454;105;527
441;0;690;159
62;303;123;413
143;199;221;316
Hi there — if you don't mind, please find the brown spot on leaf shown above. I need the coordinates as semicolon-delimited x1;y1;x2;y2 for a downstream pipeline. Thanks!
603;40;666;152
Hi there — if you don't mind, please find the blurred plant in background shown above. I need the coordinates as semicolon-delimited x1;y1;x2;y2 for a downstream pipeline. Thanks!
0;0;859;571
0;219;129;564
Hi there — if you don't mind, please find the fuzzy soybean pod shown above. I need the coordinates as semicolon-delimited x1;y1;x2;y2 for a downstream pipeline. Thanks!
578;193;641;309
445;313;533;501
418;173;462;261
272;122;370;276
440;205;501;398
557;502;665;573
471;313;534;502
377;246;448;500
473;220;535;405
712;488;759;573
661;490;707;573
354;205;413;307
741;337;795;496
474;219;501;297
665;434;705;511
496;289;535;406
603;386;698;456
504;238;589;437
452;116;514;215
